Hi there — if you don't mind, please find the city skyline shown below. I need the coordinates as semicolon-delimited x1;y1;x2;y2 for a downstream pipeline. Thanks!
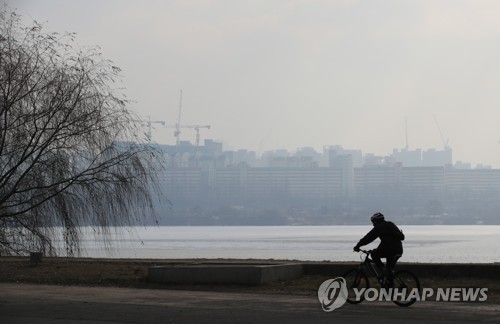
11;0;500;168
158;138;483;169
157;141;500;225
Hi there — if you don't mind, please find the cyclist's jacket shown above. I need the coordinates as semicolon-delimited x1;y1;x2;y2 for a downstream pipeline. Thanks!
356;220;404;255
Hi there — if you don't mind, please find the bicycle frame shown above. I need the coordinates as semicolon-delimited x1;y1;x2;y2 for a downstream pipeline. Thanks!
344;249;421;307
357;249;385;283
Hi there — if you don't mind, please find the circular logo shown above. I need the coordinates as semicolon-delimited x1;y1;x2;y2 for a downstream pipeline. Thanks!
317;277;348;312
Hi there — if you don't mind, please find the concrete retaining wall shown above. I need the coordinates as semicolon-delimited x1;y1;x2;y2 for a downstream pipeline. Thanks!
148;263;303;286
148;262;499;286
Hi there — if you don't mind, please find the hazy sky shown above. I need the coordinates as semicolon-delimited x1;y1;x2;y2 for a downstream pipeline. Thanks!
8;0;500;167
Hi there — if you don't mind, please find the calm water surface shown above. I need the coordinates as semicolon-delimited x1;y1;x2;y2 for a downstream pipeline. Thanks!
76;225;500;263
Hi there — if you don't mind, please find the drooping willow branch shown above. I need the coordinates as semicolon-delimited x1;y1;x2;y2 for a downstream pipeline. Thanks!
0;7;163;256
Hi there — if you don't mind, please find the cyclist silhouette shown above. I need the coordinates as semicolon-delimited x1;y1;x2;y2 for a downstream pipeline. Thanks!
353;212;405;276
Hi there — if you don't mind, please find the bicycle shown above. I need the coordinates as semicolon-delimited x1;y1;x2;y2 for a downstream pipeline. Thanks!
342;249;421;307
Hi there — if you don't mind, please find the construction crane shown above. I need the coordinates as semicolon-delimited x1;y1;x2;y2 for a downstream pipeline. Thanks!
136;116;165;142
174;90;183;145
433;114;450;150
186;125;211;146
167;124;211;146
169;90;211;146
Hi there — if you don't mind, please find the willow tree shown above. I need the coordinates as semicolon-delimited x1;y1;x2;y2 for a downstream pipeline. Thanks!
0;9;162;256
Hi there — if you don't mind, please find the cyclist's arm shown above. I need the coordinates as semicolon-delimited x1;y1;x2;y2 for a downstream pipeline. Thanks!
355;227;379;248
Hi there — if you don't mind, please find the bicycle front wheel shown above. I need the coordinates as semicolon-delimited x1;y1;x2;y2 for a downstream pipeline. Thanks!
343;269;370;304
392;270;421;307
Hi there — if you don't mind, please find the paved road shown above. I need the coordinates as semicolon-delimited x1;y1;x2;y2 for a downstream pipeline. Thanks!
1;283;499;323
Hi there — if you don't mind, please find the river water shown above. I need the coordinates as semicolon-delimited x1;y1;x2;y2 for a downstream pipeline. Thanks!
75;225;500;263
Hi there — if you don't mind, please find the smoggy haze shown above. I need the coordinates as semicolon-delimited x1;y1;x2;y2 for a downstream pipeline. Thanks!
9;0;500;167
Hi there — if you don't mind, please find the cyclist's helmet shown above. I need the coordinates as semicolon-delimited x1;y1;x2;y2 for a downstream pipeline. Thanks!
370;212;385;224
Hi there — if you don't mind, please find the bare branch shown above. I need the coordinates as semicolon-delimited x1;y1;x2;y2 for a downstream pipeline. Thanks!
0;7;162;256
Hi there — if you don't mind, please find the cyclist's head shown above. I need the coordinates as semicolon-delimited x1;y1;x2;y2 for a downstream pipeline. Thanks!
370;212;385;225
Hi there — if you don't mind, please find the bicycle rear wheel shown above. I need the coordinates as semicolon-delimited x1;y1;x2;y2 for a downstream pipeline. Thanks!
391;270;420;307
343;269;369;304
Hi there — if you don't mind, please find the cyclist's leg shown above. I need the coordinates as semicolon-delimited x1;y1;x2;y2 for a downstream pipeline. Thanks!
385;254;401;285
370;249;385;272
386;254;401;272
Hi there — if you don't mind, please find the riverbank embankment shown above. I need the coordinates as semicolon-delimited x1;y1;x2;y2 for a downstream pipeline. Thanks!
1;257;499;302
